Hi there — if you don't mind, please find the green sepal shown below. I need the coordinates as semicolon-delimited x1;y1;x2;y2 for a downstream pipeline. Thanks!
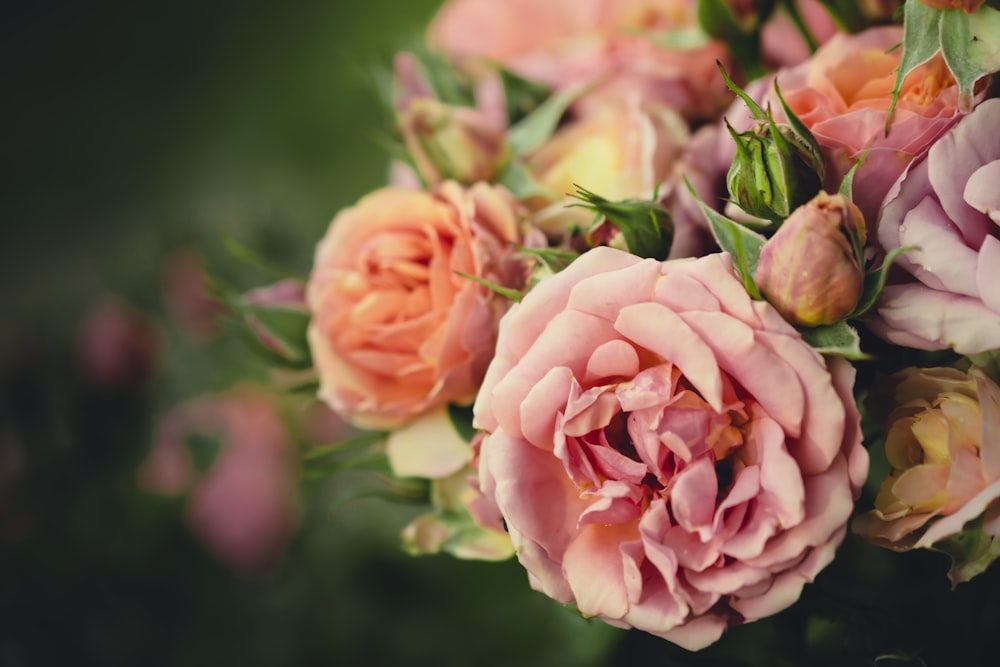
570;185;674;261
931;514;1000;589
684;177;765;299
455;271;524;301
848;246;915;320
517;245;579;273
799;320;872;360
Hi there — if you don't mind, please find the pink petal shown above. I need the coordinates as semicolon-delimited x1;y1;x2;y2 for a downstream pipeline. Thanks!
563;522;638;619
964;159;1000;224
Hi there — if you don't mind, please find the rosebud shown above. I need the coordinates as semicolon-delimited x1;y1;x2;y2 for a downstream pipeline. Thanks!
398;98;509;186
726;117;823;222
755;191;865;326
241;279;311;365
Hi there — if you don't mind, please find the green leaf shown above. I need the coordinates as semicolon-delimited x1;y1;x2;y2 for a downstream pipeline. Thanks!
570;185;673;260
507;83;589;156
717;61;767;120
848;245;915;319
496;159;553;200
447;403;478;443
498;67;552;126
684;178;765;299
931;514;1000;588
799;321;871;359
185;433;222;475
455;271;523;301
886;0;944;135
302;430;388;463
223;237;302;281
940;5;1000;112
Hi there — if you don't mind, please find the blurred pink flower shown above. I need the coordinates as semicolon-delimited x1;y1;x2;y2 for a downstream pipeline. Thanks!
871;98;1000;354
474;246;866;649
138;387;300;573
307;182;539;430
428;0;733;121
77;295;163;388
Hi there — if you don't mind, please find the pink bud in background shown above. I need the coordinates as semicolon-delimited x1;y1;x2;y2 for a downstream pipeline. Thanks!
163;249;224;341
77;295;164;388
756;192;865;327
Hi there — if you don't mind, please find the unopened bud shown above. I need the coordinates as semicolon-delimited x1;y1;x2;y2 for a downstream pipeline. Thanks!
756;192;865;326
398;98;509;186
726;118;823;222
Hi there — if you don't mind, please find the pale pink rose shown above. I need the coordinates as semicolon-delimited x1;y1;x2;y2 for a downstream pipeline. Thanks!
77;296;164;388
855;367;1000;552
428;0;733;121
727;27;972;223
474;246;866;649
138;388;300;573
870;98;1000;354
307;182;537;430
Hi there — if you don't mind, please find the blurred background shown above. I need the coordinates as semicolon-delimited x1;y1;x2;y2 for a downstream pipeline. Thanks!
2;2;624;665
3;2;998;666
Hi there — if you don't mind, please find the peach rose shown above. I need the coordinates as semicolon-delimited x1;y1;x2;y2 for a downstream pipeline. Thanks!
474;246;866;649
855;367;1000;553
428;0;733;121
307;182;537;429
727;26;971;222
138;387;300;573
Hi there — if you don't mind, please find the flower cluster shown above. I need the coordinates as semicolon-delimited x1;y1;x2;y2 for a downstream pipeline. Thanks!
230;0;1000;656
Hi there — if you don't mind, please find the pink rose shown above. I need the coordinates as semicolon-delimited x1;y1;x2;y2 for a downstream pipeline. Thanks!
855;367;1000;553
727;27;970;222
138;387;300;573
473;246;867;649
307;182;537;429
428;0;733;121
870;98;1000;354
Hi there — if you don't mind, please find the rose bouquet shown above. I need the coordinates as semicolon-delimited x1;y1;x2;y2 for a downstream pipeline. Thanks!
219;0;1000;662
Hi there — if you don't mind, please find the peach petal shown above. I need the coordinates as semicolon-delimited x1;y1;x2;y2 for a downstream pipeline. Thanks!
563;522;638;619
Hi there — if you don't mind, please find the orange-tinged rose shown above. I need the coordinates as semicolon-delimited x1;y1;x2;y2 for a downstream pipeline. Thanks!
306;182;536;429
